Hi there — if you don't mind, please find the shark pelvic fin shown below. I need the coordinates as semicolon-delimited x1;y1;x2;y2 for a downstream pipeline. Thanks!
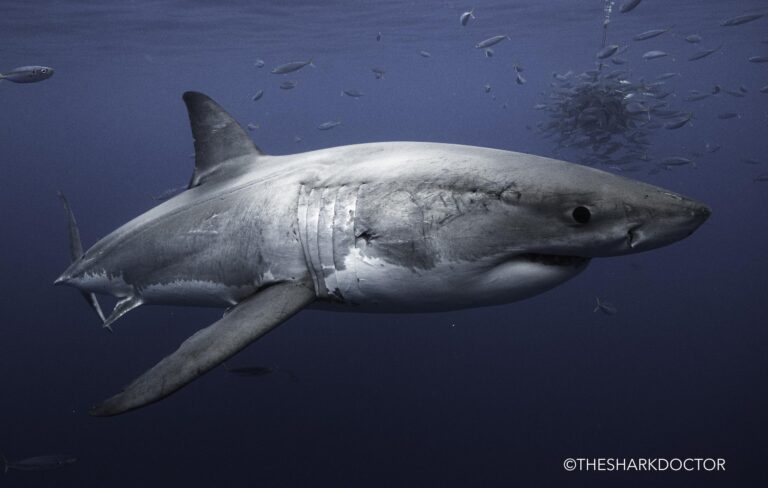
102;295;144;331
57;192;107;326
183;91;263;188
90;281;315;416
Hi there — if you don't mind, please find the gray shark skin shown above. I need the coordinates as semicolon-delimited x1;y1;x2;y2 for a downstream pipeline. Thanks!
55;92;710;416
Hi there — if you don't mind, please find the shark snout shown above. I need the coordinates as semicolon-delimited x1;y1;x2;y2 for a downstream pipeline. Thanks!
625;198;710;252
54;258;83;286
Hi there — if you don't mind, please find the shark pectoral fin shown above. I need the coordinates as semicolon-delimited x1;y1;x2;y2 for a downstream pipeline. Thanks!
183;91;264;188
57;191;107;327
90;281;315;417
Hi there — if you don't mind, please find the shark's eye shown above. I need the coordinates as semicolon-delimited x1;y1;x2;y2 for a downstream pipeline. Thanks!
572;206;591;224
41;68;47;73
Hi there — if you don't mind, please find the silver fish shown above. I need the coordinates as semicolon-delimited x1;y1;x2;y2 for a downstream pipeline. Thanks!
279;80;297;90
612;57;628;65
0;65;54;83
252;90;264;101
484;48;494;58
742;158;763;165
720;13;764;27
665;114;692;129
685;34;702;43
271;60;314;74
342;89;364;98
372;68;385;79
460;9;475;26
419;50;432;58
515;72;526;85
376;31;382;41
643;50;669;60
749;56;768;63
717;112;739;119
254;59;265;68
317;120;341;130
760;85;768;93
688;44;722;61
656;72;681;80
753;174;768;182
620;0;642;13
633;27;672;41
661;157;693;166
597;44;619;59
475;35;510;49
483;83;492;93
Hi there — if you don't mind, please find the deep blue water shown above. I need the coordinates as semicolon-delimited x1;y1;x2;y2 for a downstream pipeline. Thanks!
1;0;767;486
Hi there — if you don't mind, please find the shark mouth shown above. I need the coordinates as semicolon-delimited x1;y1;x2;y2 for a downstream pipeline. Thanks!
517;253;590;267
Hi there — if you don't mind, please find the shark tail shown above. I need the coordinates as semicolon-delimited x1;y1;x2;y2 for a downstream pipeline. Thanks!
57;191;108;328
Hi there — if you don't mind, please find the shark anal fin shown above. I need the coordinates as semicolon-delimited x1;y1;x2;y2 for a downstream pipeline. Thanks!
90;281;315;416
183;91;263;188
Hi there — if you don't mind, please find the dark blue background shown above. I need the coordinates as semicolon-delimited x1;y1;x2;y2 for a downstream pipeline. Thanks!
1;0;766;486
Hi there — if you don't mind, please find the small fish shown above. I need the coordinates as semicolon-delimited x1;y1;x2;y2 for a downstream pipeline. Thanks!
720;13;764;27
318;120;341;130
254;59;265;68
0;65;54;83
643;50;669;60
271;59;314;74
665;114;692;129
484;48;494;58
515;72;526;85
279;80;297;90
372;67;385;79
688;44;722;61
513;64;524;73
419;50;432;58
252;90;264;101
705;143;721;153
246;123;259;131
760;85;768;93
483;83;492;93
717;112;740;119
742;158;764;165
342;89;364;98
723;88;745;98
460;9;475;26
475;35;510;49
294;135;302;143
661;156;694;166
711;85;721;94
612;56;628;65
593;297;617;315
753;174;768;182
656;72;681;80
596;44;619;59
620;0;642;13
749;56;768;63
633;27;672;41
685;34;702;43
376;31;382;41
2;454;77;473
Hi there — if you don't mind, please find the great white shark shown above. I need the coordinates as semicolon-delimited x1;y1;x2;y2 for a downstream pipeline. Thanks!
55;92;710;416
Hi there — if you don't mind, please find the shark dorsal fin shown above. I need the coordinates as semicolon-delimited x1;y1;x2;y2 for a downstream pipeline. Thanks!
183;91;263;188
